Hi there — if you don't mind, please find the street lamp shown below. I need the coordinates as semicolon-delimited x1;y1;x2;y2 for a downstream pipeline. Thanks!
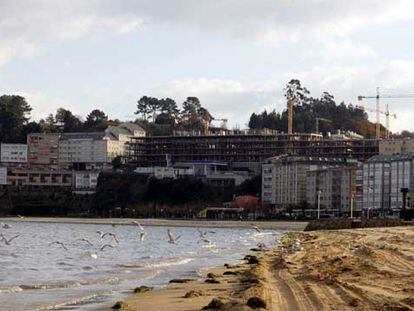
350;192;355;219
317;190;322;219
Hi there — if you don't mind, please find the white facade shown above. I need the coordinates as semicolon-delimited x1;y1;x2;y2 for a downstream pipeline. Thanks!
1;143;27;163
74;172;99;190
363;154;414;212
59;133;108;165
0;167;7;185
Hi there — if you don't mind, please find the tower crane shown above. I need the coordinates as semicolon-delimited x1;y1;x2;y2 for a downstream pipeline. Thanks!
353;104;397;139
358;87;414;139
315;117;332;134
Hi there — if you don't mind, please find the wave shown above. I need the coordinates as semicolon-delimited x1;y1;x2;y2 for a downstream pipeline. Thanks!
0;277;121;293
118;257;193;270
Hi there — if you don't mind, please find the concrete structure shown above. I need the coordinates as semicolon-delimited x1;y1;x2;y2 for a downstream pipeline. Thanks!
135;161;253;186
6;167;72;187
59;132;108;170
379;139;414;155
0;167;7;185
363;154;414;214
73;172;99;194
128;132;378;168
262;155;357;211
0;143;27;163
105;123;146;159
27;133;60;167
306;166;357;214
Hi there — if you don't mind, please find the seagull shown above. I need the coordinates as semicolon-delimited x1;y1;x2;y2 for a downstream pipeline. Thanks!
49;241;68;251
102;232;119;244
96;231;105;238
100;244;114;251
1;223;11;229
132;221;145;231
197;229;207;238
17;215;24;219
251;225;261;233
76;238;94;246
167;229;180;245
132;221;146;241
0;234;19;245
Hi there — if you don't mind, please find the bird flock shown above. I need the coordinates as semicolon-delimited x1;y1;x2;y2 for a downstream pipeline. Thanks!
0;220;272;259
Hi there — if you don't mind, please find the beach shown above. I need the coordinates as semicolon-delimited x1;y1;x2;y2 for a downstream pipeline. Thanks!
111;226;414;311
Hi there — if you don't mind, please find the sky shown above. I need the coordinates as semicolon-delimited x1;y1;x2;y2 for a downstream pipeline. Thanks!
2;0;414;132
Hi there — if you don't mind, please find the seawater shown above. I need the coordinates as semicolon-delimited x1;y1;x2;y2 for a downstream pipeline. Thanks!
0;221;283;310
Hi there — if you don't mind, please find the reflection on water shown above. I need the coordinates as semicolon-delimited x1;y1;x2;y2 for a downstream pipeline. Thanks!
0;221;282;310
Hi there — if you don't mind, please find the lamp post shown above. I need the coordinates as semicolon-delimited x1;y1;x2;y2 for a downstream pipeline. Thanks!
350;192;355;219
317;190;322;219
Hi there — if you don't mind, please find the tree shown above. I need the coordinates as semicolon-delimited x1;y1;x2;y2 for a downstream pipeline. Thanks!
0;95;32;142
55;108;82;132
181;97;201;119
284;79;309;102
135;96;161;121
85;109;108;131
159;98;179;117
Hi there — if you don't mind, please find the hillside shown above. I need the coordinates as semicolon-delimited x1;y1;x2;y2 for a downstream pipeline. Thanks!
248;80;383;138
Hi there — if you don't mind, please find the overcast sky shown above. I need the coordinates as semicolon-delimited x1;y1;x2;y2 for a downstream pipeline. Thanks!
2;0;414;132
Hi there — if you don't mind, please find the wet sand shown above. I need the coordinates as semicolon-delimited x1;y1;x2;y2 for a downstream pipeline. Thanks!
0;217;307;230
107;226;414;311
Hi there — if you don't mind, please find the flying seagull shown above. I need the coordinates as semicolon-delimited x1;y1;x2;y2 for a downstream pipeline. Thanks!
132;221;146;241
100;244;114;252
102;232;119;244
197;229;207;238
167;229;180;245
49;241;68;251
251;225;261;233
17;215;24;219
0;234;19;245
1;223;11;229
132;221;145;231
76;238;94;246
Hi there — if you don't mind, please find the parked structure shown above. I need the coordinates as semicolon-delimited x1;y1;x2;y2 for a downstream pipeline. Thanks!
27;133;60;167
0;143;27;163
363;154;414;214
262;155;357;212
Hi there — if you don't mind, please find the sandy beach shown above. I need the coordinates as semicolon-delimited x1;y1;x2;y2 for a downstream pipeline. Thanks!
107;226;414;311
0;217;308;231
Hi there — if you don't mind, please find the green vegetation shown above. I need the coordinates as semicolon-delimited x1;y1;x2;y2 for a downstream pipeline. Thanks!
248;79;380;138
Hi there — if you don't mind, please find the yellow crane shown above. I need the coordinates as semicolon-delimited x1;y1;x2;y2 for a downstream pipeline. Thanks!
358;88;414;139
353;104;397;139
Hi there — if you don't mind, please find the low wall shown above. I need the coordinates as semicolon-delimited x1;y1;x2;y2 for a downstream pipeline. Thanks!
304;218;412;231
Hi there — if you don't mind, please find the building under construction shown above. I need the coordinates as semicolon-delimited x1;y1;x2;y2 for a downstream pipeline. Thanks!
127;130;379;172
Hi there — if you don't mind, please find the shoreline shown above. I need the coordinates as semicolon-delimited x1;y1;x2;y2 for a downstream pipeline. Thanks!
106;225;414;311
0;217;308;230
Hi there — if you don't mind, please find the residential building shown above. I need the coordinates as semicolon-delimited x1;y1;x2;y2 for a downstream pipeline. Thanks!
363;154;414;214
59;132;109;170
0;167;7;185
6;167;72;187
73;172;100;194
306;166;357;214
105;123;145;159
0;143;27;163
379;139;414;155
27;133;60;167
262;155;356;210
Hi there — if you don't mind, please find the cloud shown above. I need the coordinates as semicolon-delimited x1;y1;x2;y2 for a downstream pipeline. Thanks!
1;0;414;65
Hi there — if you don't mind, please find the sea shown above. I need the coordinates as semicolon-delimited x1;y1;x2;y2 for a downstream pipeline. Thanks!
0;221;283;310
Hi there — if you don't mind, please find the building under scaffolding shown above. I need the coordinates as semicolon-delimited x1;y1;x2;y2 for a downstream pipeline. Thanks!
127;131;379;171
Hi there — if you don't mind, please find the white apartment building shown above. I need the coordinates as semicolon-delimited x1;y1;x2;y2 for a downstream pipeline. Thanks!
262;155;356;210
0;143;27;163
73;172;99;194
379;139;414;155
59;123;146;169
363;154;414;213
307;166;357;214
